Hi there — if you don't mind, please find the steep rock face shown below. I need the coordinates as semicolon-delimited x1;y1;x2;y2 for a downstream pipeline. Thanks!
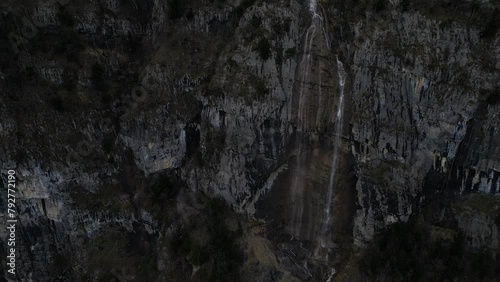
345;8;500;248
0;0;499;281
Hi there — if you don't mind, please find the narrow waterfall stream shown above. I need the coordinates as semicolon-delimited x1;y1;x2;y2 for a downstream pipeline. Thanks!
288;32;313;234
288;0;327;238
317;58;346;256
288;0;348;270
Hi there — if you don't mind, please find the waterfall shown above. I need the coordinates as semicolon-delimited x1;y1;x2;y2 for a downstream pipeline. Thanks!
317;58;346;252
288;0;324;238
309;0;316;12
288;1;347;257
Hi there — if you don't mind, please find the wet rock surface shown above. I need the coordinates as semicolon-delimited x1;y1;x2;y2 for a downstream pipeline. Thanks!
0;0;499;281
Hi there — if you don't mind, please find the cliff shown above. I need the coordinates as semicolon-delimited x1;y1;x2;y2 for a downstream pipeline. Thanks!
0;0;499;281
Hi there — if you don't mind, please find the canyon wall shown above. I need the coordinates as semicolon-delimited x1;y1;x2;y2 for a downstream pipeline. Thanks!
0;0;499;281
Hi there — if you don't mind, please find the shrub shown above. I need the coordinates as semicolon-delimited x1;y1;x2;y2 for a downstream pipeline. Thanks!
85;229;137;280
50;96;65;112
49;252;74;279
49;27;85;61
486;88;500;105
186;9;195;20
251;15;262;28
62;68;78;91
232;0;256;27
481;10;500;39
272;19;288;37
58;8;75;27
137;255;157;276
240;0;256;9
167;198;244;281
254;79;269;97
227;57;238;69
126;32;143;54
52;252;71;271
151;174;180;201
401;0;410;12
284;47;296;60
188;242;209;265
359;221;500;281
206;198;244;282
91;63;108;91
102;136;114;153
168;0;184;20
275;45;283;66
254;37;271;60
170;229;192;256
374;0;386;12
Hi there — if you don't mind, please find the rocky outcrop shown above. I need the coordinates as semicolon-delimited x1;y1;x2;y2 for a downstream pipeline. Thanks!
0;0;499;281
345;7;500;248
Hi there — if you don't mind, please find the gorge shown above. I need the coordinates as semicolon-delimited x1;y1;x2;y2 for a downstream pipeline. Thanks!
0;0;499;281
